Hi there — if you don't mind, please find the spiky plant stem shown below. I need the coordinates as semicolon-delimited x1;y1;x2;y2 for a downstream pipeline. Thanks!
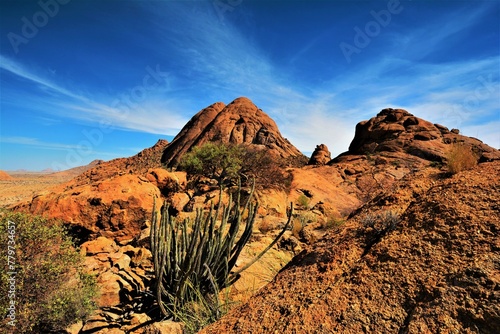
150;181;292;319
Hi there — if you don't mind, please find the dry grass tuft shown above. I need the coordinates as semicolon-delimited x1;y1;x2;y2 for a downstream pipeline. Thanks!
446;143;478;174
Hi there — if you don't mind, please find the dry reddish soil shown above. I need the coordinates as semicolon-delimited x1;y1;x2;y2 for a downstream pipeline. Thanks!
202;161;500;334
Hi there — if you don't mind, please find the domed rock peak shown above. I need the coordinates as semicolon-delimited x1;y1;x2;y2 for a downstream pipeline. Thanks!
346;108;500;162
162;97;305;167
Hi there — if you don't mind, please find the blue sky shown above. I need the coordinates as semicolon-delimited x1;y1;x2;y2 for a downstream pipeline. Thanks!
0;0;499;171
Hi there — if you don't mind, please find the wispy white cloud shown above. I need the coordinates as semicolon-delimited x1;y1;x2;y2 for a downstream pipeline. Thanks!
1;55;190;136
57;100;189;135
462;120;500;150
1;136;89;150
143;1;295;101
0;136;123;158
0;55;88;102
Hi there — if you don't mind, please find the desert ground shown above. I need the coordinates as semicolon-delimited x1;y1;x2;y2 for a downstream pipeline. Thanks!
0;171;73;207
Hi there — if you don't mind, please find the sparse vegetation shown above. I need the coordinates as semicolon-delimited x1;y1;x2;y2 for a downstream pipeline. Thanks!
297;194;310;209
165;282;233;334
291;218;305;239
178;142;245;187
177;142;291;191
150;184;292;332
0;210;98;333
361;210;400;250
445;143;478;174
298;211;317;225
322;216;346;230
239;148;292;191
362;210;400;232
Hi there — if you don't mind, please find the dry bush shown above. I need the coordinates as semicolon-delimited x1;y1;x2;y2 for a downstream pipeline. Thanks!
291;213;315;238
178;142;292;191
240;147;292;191
446;143;478;174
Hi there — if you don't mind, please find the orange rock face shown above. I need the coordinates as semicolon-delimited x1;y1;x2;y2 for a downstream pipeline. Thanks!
14;140;169;243
162;97;305;167
22;173;160;243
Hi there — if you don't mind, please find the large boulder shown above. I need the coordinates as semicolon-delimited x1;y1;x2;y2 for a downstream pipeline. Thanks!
345;108;500;163
308;144;332;165
13;141;170;243
19;174;160;243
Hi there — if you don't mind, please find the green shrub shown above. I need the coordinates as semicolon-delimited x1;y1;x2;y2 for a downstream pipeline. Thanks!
297;194;310;209
0;210;97;333
323;217;345;230
177;142;292;191
178;142;245;186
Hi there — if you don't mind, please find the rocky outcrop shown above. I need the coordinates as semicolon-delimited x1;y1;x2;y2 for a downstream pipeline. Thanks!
161;97;305;167
345;108;500;163
21;173;161;243
9;104;500;333
307;144;331;165
13;140;175;243
73;139;169;185
201;161;500;334
67;235;184;334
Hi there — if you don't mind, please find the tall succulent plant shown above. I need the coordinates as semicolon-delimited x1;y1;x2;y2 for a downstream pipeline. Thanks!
150;183;292;318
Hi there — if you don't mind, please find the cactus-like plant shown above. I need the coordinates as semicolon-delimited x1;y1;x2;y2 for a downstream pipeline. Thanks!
150;182;292;318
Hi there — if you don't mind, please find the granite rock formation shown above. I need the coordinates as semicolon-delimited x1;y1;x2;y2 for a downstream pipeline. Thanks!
161;97;306;167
